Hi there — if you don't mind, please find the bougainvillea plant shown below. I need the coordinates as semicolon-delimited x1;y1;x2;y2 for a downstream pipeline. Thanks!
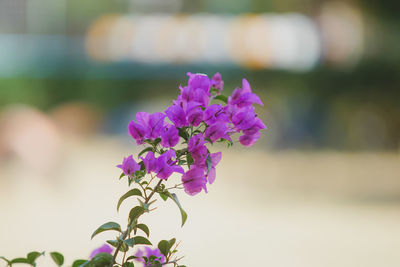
1;73;265;267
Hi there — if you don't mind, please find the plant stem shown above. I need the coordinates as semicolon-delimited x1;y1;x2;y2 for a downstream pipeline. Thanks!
145;179;162;203
165;183;184;190
110;179;163;267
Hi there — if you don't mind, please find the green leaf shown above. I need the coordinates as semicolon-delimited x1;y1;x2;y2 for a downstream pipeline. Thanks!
113;237;129;252
126;256;138;262
117;189;143;212
87;253;112;267
168;238;176;248
153;138;161;146
50;252;64;266
72;260;88;267
159;192;168;201
106;239;120;248
123;238;135;247
91;221;122;239
178;128;189;141
135;224;150;237
186;153;194;167
213;95;227;104
119;172;125;179
157;240;172;257
134;170;145;180
138;199;150;212
178;160;186;165
122;262;134;267
119;242;129;252
138;147;154;158
11;258;30;264
206;154;212;174
124;236;151;247
148;256;157;261
218;138;233;147
129;206;145;222
27;252;44;266
133;236;152;245
169;193;188;227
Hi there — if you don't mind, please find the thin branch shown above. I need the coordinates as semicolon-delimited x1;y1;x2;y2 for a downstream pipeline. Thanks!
165;183;184;191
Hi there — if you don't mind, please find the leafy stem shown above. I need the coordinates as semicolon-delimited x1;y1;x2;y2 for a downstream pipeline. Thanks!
110;179;163;267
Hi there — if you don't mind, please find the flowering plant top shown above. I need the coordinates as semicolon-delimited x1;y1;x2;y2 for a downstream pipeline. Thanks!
1;73;266;267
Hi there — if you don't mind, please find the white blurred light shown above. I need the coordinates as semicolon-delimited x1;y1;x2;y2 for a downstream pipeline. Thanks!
131;15;169;63
192;14;232;64
85;13;356;71
108;16;136;61
319;1;364;66
266;14;321;70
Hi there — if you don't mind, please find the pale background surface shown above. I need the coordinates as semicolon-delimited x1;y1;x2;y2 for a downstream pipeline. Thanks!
0;0;400;265
1;137;399;267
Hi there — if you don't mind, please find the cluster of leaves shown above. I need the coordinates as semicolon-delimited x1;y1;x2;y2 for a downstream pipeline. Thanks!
89;141;190;266
1;252;65;267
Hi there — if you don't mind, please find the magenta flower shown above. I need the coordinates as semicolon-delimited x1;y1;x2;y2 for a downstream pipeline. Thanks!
186;103;203;127
128;121;147;145
182;167;207;196
165;104;188;128
142;150;184;180
129;112;166;144
204;121;232;142
176;73;213;108
117;155;141;176
204;104;228;125
136;112;150;126
211;72;224;93
188;133;205;151
155;150;184;179
161;125;180;148
228;79;263;108
187;72;211;94
188;133;208;163
166;101;203;128
243;117;267;135
147;112;166;139
180;85;209;108
191;145;208;164
141;151;157;174
135;247;165;266
207;152;222;184
239;131;261;147
231;107;257;131
89;244;113;259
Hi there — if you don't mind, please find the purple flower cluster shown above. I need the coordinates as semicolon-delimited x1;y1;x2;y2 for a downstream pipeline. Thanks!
89;244;113;259
134;247;165;266
181;133;222;195
141;150;184;180
119;72;265;196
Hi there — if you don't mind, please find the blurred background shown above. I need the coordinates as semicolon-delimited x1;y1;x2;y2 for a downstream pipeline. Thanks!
0;0;400;266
